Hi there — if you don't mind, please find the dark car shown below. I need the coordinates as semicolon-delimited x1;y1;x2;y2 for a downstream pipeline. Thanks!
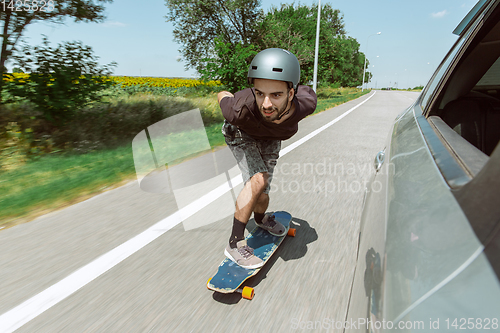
344;0;500;331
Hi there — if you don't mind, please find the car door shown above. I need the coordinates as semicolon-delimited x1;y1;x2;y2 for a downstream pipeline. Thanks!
344;1;500;331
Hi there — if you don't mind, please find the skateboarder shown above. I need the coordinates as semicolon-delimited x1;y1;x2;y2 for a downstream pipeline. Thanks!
218;48;317;269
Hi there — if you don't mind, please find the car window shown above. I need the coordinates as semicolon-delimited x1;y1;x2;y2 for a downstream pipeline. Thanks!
420;36;466;111
435;15;500;158
416;1;500;192
476;57;500;87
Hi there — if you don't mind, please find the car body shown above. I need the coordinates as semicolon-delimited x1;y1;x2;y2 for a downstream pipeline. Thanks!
344;0;500;331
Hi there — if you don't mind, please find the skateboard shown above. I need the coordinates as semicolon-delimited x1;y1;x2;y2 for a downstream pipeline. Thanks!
207;211;295;300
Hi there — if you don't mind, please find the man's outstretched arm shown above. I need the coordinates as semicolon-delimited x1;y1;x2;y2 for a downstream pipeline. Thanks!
218;91;234;104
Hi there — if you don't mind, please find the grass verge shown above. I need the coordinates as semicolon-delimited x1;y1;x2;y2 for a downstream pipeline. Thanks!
0;89;370;228
314;88;371;115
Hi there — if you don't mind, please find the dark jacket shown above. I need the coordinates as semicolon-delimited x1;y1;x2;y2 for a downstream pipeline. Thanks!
220;85;317;140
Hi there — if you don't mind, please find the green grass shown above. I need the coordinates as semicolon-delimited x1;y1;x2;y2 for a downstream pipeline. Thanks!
314;88;371;115
0;88;370;227
0;122;227;226
0;146;135;226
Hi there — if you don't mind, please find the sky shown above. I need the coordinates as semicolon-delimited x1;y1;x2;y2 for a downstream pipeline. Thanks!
14;0;480;89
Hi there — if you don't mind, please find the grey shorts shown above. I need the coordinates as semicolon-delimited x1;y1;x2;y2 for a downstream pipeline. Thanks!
222;121;281;194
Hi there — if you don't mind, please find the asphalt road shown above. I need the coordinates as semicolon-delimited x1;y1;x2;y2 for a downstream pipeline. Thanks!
0;90;419;333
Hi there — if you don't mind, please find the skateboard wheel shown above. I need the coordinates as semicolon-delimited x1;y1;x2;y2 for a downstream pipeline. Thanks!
207;278;212;290
242;286;254;300
288;228;296;237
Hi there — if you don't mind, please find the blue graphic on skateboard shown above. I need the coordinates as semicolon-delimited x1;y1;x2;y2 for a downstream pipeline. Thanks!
207;211;295;300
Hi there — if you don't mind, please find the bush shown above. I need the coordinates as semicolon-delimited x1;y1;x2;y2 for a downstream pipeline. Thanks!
0;103;64;169
0;122;30;170
4;37;116;126
316;86;346;99
200;38;257;92
0;91;224;157
65;94;223;153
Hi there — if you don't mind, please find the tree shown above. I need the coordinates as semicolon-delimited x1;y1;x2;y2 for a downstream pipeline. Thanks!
320;35;367;87
165;0;262;73
166;1;369;88
4;37;116;126
256;3;346;60
256;3;366;87
255;4;318;83
0;0;113;101
199;37;257;91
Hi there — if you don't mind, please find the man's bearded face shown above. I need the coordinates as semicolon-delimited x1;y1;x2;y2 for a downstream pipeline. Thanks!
254;79;294;122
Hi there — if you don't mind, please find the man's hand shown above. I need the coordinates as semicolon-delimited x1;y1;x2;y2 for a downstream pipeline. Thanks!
218;91;234;104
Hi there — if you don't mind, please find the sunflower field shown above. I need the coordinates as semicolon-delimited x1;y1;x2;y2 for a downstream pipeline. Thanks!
98;75;221;97
109;76;220;89
3;74;221;94
2;72;31;83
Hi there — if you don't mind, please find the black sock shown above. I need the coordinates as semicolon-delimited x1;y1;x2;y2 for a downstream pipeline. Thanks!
254;212;265;225
229;217;246;248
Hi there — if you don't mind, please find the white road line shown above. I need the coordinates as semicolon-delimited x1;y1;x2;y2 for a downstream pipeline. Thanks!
280;91;376;157
0;91;376;333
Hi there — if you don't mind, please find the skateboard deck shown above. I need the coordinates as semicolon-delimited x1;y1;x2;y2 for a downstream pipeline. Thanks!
207;211;295;300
